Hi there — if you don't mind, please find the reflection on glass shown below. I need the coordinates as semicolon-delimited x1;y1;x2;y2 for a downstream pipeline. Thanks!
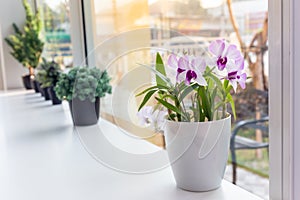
37;0;73;67
90;1;269;198
91;0;268;78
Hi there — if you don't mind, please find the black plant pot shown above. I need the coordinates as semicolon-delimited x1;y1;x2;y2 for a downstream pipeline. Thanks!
47;86;61;105
43;87;51;101
22;75;33;90
38;83;44;96
36;82;43;95
69;97;100;126
31;79;40;93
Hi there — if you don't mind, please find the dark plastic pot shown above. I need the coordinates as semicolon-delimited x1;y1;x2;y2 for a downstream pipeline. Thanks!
36;82;43;95
31;79;40;93
47;86;61;105
38;83;44;96
22;75;33;90
69;97;100;126
43;87;51;100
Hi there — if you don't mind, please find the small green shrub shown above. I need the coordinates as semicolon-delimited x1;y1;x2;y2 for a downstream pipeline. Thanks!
36;58;61;88
55;67;112;102
4;0;44;75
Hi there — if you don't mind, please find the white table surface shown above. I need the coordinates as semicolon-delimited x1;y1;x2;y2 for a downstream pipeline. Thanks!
0;90;263;200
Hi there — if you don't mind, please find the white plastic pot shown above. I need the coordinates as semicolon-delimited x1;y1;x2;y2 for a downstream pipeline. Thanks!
164;114;231;192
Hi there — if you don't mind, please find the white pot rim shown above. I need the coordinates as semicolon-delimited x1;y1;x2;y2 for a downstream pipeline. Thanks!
165;113;231;125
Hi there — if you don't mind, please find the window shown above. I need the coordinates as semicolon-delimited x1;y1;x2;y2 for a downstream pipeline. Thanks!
36;0;73;68
81;0;270;198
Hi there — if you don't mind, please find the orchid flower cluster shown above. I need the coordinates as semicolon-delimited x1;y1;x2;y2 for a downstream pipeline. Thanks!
137;39;247;130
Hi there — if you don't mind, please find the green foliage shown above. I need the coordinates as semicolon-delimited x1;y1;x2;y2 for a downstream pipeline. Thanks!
155;53;167;87
4;0;44;73
54;67;112;102
36;58;61;88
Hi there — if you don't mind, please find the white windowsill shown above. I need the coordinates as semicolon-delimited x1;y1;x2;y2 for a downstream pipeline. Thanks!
0;90;262;200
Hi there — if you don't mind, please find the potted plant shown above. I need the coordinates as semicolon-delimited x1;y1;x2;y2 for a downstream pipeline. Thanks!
4;0;44;90
55;67;112;126
137;39;247;192
36;58;62;104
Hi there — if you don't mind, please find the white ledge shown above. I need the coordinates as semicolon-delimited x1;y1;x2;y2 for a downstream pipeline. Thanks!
0;90;262;200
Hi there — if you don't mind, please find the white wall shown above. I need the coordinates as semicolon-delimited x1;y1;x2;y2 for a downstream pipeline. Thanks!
0;25;5;90
0;0;32;90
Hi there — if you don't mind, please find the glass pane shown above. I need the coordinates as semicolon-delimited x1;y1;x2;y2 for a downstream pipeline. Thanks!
89;0;269;198
36;0;73;68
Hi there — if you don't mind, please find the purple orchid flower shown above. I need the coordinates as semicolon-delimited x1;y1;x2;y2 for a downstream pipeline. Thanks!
137;106;167;131
227;70;247;92
167;54;178;69
208;39;244;71
137;106;153;126
168;54;207;86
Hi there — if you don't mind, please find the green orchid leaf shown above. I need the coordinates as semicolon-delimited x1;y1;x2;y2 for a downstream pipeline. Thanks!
211;87;218;113
198;86;212;121
227;92;236;120
137;90;157;111
178;83;198;102
223;79;229;89
155;97;184;117
155;53;167;87
206;72;223;92
136;85;168;97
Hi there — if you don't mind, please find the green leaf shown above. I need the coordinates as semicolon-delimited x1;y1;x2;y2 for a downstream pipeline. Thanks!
223;79;229;89
160;94;176;101
155;97;184;117
135;85;168;97
178;83;197;102
168;113;177;121
227;93;236;120
155;53;167;87
198;86;212;121
137;90;157;111
206;72;223;91
211;87;218;113
225;84;233;94
214;102;224;111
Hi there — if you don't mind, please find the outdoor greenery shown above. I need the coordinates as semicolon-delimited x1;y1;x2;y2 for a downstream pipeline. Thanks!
55;67;112;102
36;58;61;88
4;0;44;75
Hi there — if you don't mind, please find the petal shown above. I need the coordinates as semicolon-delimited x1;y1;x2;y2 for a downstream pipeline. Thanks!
195;74;207;86
238;73;247;89
185;70;195;85
176;70;186;83
230;80;238;93
137;106;154;126
206;55;215;65
235;56;245;70
225;44;242;60
208;40;225;57
225;59;238;73
178;57;189;70
142;106;153;118
168;54;178;68
228;71;238;80
192;57;206;73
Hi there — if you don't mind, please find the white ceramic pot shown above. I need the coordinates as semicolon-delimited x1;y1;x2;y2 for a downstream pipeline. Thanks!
164;115;231;192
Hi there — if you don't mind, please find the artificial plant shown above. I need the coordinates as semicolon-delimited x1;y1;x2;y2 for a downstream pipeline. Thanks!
55;67;112;102
5;0;44;76
36;58;61;88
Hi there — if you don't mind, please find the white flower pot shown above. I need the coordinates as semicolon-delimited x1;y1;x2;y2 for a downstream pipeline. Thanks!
164;115;231;192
